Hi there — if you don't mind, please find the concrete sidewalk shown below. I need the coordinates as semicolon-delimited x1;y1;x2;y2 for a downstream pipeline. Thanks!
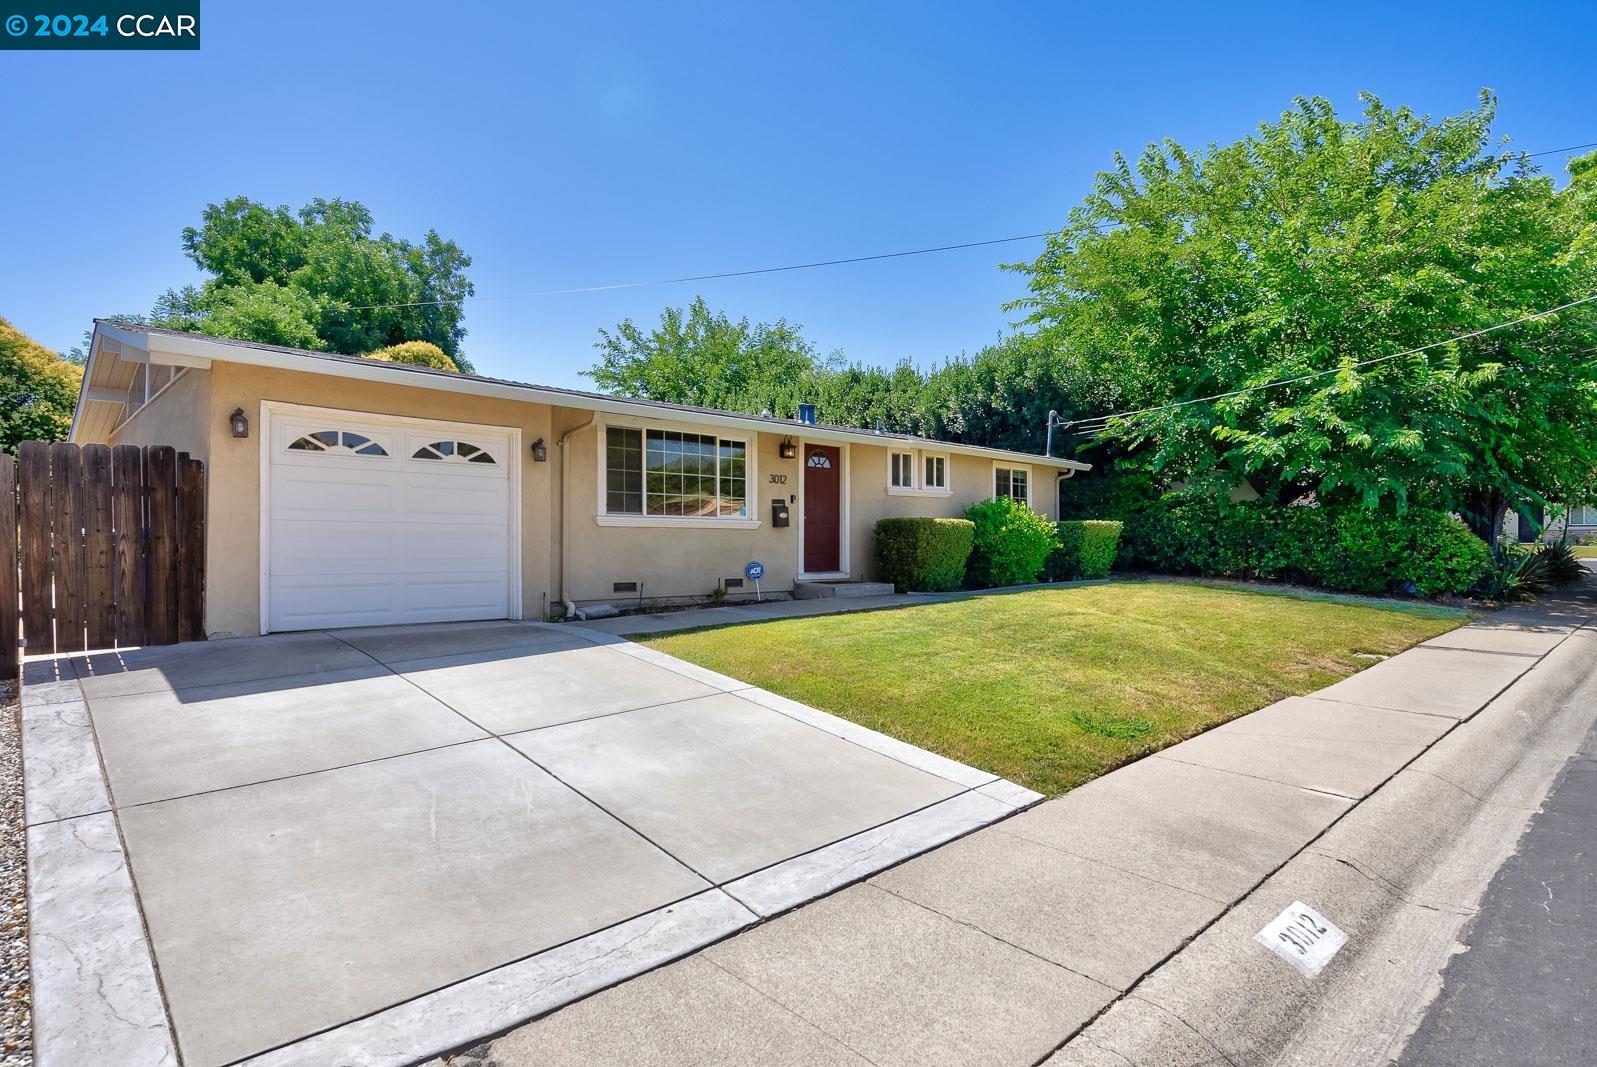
443;585;1595;1067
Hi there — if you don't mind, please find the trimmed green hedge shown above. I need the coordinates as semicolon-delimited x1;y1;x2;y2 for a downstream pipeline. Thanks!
874;517;975;592
1047;520;1124;580
965;497;1057;588
1116;495;1488;597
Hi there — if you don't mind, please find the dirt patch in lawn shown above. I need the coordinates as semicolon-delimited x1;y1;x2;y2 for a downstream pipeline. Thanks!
642;581;1467;797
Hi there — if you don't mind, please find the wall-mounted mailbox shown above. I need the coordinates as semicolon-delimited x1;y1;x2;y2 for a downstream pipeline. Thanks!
771;499;791;527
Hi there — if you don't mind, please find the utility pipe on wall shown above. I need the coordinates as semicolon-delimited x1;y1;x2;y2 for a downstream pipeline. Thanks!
555;411;596;617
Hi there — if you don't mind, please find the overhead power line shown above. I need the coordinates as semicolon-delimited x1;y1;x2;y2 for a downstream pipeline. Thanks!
339;137;1592;314
1520;140;1597;158
1066;292;1597;436
344;231;1060;312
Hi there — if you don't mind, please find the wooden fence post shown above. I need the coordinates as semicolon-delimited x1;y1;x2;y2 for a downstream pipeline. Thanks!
111;444;146;648
144;446;178;645
49;444;86;653
17;442;52;656
82;444;115;650
0;455;16;681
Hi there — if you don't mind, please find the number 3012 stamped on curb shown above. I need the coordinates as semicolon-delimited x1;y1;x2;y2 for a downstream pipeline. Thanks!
1254;901;1347;978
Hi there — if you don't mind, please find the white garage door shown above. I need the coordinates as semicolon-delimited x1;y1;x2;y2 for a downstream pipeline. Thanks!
265;408;516;632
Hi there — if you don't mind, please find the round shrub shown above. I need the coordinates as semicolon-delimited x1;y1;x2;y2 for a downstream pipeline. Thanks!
874;517;975;592
1400;510;1491;597
965;497;1057;588
1047;519;1124;580
363;340;460;373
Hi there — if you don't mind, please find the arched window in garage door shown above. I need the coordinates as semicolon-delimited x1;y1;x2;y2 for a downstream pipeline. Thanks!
411;440;498;464
286;430;389;456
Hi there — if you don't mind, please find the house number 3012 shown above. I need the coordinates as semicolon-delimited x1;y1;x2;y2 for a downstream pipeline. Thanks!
768;473;789;485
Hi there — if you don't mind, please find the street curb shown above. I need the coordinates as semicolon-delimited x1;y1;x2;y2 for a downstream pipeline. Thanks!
1046;616;1597;1067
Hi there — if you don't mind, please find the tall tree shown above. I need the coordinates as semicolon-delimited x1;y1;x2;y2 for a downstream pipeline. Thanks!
1;316;83;449
1009;93;1597;542
152;196;477;371
586;297;822;411
585;298;1094;455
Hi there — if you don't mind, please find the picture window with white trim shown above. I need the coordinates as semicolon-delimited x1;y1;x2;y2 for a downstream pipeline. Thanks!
605;425;749;518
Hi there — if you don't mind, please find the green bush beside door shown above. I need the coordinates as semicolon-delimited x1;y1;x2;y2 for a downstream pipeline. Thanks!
873;517;976;592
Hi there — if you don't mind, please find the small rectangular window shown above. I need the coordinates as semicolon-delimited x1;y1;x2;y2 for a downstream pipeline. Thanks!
924;455;947;490
890;451;914;488
995;466;1029;502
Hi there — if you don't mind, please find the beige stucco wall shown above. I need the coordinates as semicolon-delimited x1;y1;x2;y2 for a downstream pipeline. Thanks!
105;368;213;461
203;362;557;637
847;445;1061;582
85;357;1074;634
555;413;804;604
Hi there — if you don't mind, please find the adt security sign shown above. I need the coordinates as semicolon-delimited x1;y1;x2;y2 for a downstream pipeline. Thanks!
745;560;765;600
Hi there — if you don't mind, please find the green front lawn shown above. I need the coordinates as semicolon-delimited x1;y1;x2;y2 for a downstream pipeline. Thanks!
1574;545;1597;559
643;582;1467;797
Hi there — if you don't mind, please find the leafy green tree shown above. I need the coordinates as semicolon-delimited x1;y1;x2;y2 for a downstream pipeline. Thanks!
153;196;476;371
1;316;83;449
585;299;1092;455
586;297;822;410
1009;92;1597;545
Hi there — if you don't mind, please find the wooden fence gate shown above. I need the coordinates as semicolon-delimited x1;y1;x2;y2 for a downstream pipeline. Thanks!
2;442;205;680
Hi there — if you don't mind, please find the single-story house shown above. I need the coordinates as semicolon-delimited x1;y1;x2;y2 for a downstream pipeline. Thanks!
1506;504;1597;543
70;321;1090;638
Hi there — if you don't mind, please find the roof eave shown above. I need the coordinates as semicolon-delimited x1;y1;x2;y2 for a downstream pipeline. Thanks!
87;325;1092;472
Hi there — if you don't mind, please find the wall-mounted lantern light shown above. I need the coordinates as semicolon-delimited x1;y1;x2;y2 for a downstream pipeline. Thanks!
779;436;797;460
228;408;250;439
530;437;548;462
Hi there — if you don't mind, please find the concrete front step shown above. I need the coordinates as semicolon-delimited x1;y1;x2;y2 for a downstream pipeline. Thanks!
793;580;896;600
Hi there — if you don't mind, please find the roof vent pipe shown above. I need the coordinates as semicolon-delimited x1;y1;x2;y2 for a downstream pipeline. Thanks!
797;403;816;425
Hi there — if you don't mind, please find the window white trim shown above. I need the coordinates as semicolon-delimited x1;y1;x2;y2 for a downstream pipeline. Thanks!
596;515;762;529
258;400;524;634
594;415;759;526
884;446;954;497
992;462;1033;505
889;450;915;489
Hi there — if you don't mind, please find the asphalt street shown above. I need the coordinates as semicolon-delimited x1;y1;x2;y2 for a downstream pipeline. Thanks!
1400;712;1597;1066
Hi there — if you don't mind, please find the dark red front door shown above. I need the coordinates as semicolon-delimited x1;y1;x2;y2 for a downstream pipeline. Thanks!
803;445;841;572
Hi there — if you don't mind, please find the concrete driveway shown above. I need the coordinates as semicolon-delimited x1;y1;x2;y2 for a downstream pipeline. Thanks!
23;620;1036;1067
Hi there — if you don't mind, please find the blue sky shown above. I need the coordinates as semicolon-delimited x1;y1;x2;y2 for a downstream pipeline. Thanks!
6;0;1595;388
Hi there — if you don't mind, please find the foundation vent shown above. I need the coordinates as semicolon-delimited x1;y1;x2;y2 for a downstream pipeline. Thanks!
612;581;639;594
723;578;745;589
